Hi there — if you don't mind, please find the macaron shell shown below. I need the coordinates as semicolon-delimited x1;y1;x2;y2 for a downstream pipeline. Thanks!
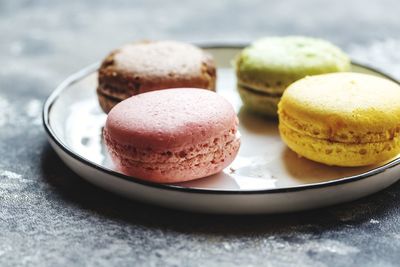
107;135;240;183
279;72;400;143
103;124;238;164
105;89;237;150
280;122;400;167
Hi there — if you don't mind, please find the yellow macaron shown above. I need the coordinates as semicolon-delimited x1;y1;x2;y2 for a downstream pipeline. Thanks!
278;72;400;166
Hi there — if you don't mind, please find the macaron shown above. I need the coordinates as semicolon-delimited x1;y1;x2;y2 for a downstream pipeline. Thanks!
97;40;216;113
103;88;240;183
236;36;350;117
278;72;400;167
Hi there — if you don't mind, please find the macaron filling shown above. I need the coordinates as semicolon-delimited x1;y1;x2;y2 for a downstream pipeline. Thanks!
104;126;238;164
237;85;281;116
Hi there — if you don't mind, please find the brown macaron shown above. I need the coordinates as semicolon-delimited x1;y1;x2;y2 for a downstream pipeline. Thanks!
97;40;216;113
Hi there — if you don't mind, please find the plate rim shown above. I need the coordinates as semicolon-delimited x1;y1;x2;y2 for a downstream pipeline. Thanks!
42;43;400;195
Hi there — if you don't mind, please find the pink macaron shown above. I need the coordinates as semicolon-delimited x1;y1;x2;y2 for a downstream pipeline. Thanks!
103;88;240;183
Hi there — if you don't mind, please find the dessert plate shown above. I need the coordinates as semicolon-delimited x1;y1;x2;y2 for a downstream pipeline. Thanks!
43;45;400;214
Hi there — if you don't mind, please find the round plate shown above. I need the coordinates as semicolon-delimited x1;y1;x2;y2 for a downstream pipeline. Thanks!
43;45;400;214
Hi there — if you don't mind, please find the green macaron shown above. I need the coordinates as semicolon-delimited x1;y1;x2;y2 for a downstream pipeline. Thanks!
235;36;351;117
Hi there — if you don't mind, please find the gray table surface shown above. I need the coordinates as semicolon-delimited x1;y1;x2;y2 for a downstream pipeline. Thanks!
1;0;400;266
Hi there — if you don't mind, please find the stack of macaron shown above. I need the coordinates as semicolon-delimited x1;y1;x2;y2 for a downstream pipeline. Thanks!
99;40;240;183
99;37;400;184
236;36;400;167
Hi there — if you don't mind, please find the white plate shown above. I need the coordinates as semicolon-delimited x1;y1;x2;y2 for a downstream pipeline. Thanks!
43;45;400;214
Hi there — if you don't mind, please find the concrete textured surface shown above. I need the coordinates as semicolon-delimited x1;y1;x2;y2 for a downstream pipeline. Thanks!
1;0;400;266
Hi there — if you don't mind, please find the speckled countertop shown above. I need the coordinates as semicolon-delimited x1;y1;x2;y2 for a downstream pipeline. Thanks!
1;0;400;266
